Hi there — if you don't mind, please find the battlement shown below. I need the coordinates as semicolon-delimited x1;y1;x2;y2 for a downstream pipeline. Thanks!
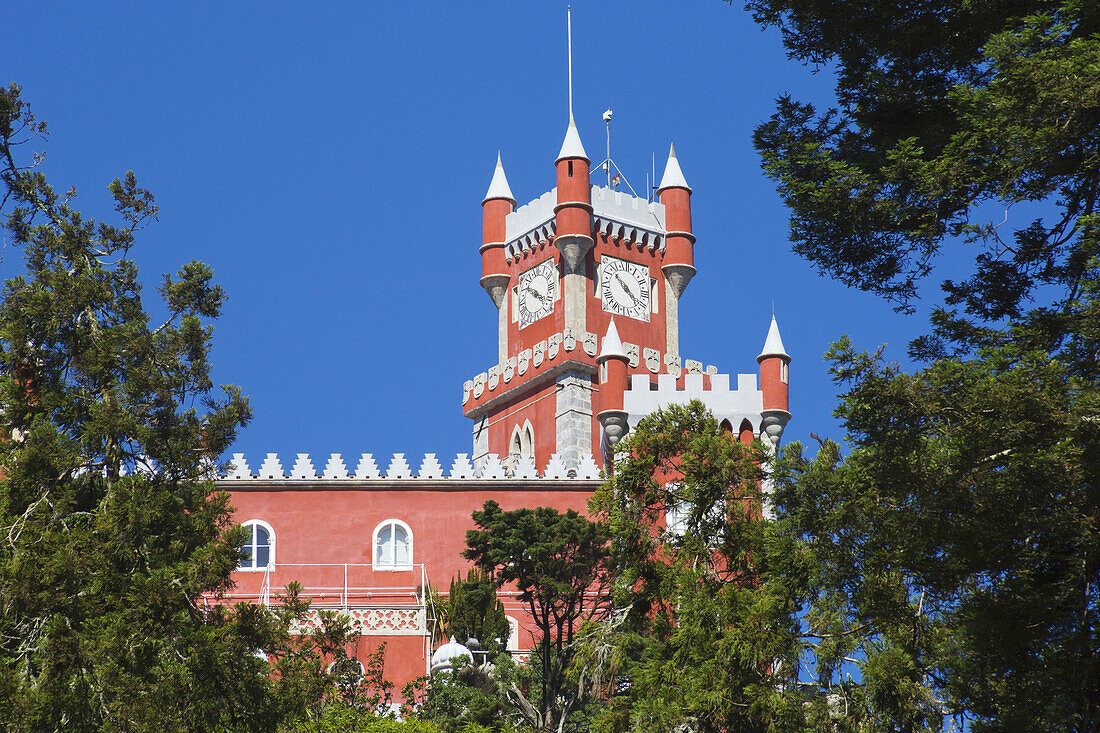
462;326;724;412
503;187;666;262
623;371;765;434
591;185;665;251
505;190;556;261
220;451;602;482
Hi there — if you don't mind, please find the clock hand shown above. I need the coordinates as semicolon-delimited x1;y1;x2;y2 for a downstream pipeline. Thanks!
614;272;637;305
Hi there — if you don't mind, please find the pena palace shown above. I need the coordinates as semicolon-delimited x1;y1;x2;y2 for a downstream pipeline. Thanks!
214;103;792;694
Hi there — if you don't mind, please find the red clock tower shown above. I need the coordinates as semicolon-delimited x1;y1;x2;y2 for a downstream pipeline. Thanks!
463;111;788;475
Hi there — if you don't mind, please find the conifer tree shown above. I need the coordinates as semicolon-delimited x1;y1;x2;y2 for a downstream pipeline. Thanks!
747;0;1100;728
0;84;288;731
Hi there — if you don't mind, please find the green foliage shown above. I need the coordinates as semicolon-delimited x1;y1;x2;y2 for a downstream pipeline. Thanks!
584;401;816;733
0;83;307;731
401;654;519;733
442;568;511;654
464;501;609;733
746;1;1100;728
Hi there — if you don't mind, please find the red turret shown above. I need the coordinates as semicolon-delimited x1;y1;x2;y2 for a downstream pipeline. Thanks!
596;319;629;466
657;144;695;299
481;153;515;308
554;115;593;274
758;315;791;450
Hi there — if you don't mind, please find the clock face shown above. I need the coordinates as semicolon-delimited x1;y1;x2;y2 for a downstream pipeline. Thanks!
600;256;651;321
517;259;557;329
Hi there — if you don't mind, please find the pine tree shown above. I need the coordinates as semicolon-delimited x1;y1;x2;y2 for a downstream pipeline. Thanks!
748;0;1100;728
0;84;292;731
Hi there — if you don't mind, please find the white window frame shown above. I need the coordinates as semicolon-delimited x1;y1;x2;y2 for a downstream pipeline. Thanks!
239;519;275;572
372;519;413;571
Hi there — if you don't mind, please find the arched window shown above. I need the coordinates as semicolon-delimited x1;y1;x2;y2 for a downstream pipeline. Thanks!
373;519;413;570
327;658;365;697
239;520;274;572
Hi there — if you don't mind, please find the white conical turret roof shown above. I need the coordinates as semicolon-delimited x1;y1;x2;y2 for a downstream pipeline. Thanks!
657;143;691;193
556;113;589;163
483;152;516;204
758;315;789;361
598;318;627;362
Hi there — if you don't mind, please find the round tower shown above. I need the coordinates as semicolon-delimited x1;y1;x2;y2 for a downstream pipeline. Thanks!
757;315;791;449
596;319;629;467
482;153;516;363
481;152;515;306
554;115;593;335
657;143;695;299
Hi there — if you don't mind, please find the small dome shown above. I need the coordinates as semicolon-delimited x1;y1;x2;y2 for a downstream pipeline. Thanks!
430;636;472;675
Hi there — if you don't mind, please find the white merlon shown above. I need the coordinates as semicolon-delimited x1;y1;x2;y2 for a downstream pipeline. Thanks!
450;454;476;479
418;454;445;479
290;453;318;480
657;143;691;193
543;453;569;479
556;113;589;163
623;372;764;434
591;186;666;245
758;315;789;361
576;454;601;480
227;453;252;480
322;454;350;480
214;452;607;481
355;454;382;480
513;454;538;479
483;152;516;205
480;454;506;479
258;453;285;480
386;454;413;479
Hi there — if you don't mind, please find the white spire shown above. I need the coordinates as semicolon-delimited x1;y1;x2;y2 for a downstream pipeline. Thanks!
556;7;589;163
557;113;589;163
598;318;627;362
758;315;789;361
657;143;691;193
483;151;516;204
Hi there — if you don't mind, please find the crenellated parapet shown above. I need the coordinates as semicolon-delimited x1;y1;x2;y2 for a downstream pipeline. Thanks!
462;328;721;414
622;371;780;444
503;186;666;263
220;451;602;482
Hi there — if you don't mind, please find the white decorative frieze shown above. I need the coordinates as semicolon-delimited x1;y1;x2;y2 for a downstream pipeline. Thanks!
564;328;577;351
533;340;545;367
644;347;661;373
291;607;426;636
217;453;611;482
624;342;640;368
685;359;703;375
583;331;598;357
548;333;562;359
518;349;531;375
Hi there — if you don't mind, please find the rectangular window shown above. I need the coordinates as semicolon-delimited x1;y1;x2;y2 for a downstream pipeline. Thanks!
651;278;659;314
780;362;789;384
511;286;518;323
568;160;574;177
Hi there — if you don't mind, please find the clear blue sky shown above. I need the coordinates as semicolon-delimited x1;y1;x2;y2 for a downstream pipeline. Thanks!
3;2;933;467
